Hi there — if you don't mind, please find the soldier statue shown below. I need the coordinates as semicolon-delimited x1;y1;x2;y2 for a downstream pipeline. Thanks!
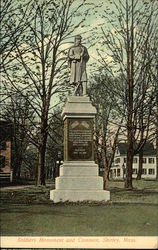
68;35;89;96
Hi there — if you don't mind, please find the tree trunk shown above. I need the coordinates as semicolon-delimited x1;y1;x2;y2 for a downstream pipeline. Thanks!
37;143;46;186
125;62;134;190
13;160;18;178
125;148;133;189
106;125;121;181
156;88;158;180
156;133;158;180
17;160;22;178
13;154;21;178
125;0;134;190
137;149;143;180
103;166;108;190
37;119;48;186
103;151;108;190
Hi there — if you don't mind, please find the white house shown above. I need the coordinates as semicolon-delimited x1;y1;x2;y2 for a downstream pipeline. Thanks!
110;142;157;180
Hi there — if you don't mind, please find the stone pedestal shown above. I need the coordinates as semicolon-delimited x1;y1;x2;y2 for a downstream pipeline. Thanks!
50;96;110;202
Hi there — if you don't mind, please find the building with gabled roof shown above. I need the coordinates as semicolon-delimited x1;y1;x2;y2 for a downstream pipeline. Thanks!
110;142;157;180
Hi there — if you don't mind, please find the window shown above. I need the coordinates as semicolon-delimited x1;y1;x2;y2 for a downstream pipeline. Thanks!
113;169;116;177
117;169;120;177
115;158;120;163
133;168;138;174
142;169;147;175
0;141;6;150
148;158;155;164
143;158;147;164
0;155;5;170
133;158;137;163
124;158;127;163
148;169;155;175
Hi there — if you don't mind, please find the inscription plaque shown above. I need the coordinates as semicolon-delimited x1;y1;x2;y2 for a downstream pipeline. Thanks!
64;118;93;161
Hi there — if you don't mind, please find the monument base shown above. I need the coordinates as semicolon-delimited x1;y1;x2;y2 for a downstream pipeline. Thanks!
50;161;110;203
50;96;110;203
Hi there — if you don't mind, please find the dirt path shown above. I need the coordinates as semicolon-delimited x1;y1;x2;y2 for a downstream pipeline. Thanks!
0;185;35;191
0;183;54;191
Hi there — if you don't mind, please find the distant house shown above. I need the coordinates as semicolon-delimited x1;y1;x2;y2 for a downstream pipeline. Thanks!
110;142;157;180
0;120;14;182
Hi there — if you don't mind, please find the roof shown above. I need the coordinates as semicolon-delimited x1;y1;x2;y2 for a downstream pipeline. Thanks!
0;120;14;140
117;143;127;155
117;142;156;156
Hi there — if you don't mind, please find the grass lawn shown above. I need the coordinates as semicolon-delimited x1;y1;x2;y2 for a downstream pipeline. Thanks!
1;203;158;236
0;180;158;236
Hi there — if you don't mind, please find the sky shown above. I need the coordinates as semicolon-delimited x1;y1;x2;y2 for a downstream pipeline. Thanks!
59;0;116;75
2;0;157;108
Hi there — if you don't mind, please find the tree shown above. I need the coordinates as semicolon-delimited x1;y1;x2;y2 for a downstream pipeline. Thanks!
2;0;93;185
0;0;32;71
88;73;124;188
0;91;35;178
149;36;158;180
46;107;64;180
22;145;39;180
95;0;158;189
156;86;158;180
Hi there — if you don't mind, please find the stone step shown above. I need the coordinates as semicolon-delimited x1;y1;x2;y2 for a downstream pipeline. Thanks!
50;190;110;203
61;161;98;167
56;176;103;190
60;166;98;176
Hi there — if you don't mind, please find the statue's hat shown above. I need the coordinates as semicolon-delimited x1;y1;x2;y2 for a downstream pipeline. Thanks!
75;34;82;40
